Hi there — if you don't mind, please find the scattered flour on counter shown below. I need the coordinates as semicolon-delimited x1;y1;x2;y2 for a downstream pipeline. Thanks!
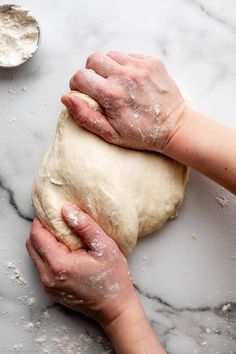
201;341;208;346
34;326;113;354
9;343;23;351
215;195;229;207
222;303;231;312
17;294;37;306
5;261;27;285
42;309;50;320
23;310;50;336
24;321;35;331
8;88;16;95
27;296;36;306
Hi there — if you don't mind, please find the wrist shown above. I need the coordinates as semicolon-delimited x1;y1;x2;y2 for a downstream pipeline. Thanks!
102;293;166;354
162;104;194;156
96;284;137;326
162;105;204;161
102;291;141;329
152;102;191;154
99;288;138;327
163;106;236;193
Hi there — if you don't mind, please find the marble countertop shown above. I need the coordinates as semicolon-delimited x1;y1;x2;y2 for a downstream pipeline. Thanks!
0;0;235;353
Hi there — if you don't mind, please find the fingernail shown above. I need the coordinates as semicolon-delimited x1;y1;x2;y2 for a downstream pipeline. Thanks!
62;202;81;227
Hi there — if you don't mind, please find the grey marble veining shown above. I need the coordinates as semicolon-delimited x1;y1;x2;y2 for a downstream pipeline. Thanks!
0;0;235;353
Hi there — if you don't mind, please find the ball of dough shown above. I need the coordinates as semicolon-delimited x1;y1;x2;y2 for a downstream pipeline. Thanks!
32;92;188;256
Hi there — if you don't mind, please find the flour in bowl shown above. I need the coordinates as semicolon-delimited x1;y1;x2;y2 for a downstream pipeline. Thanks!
0;5;39;66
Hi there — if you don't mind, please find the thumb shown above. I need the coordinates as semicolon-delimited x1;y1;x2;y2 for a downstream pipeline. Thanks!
61;202;112;254
61;94;116;143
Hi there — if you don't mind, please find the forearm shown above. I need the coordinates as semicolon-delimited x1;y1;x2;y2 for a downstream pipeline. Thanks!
102;294;166;354
164;107;236;195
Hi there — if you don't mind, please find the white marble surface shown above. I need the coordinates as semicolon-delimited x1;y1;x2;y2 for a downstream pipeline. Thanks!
0;0;236;353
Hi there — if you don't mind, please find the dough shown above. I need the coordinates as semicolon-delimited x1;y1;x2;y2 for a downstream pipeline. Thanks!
32;92;188;256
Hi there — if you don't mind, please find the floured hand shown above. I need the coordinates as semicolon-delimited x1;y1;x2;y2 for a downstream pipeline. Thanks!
61;51;187;152
26;203;136;326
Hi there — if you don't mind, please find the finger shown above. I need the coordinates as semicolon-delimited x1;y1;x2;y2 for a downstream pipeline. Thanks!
61;95;116;142
86;52;124;78
128;53;154;60
106;51;132;65
69;69;115;105
30;218;70;264
61;202;113;256
26;238;57;288
26;239;46;273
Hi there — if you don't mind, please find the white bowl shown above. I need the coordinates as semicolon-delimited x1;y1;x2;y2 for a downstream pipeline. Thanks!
0;4;41;68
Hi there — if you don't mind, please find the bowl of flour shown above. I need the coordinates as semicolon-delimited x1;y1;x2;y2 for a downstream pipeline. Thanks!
0;4;40;68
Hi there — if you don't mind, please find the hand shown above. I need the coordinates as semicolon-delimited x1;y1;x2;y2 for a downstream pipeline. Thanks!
27;204;167;353
26;202;136;326
61;51;187;152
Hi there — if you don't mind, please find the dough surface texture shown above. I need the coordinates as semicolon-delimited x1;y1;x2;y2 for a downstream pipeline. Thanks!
32;92;188;255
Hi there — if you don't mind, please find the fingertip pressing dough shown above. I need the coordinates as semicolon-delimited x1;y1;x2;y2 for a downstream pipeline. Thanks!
32;92;188;256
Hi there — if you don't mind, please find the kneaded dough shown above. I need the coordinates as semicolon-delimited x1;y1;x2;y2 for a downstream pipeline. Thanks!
32;92;188;256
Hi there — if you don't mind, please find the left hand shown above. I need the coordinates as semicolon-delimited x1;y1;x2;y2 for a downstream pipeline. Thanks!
26;202;136;326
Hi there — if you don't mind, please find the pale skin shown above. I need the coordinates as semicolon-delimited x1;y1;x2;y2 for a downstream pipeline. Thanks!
26;51;236;354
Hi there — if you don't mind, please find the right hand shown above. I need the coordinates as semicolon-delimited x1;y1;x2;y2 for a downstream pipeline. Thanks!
61;51;188;152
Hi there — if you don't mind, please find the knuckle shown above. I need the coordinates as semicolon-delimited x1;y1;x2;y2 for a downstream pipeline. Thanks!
78;216;93;233
41;275;55;289
86;52;101;67
127;71;141;83
76;215;100;237
49;261;62;275
102;129;115;142
70;69;88;87
136;61;153;78
143;60;154;70
54;268;69;282
105;89;119;100
106;50;117;57
50;259;69;278
68;105;82;120
29;231;40;247
154;58;166;70
102;87;121;102
77;116;88;126
72;107;88;123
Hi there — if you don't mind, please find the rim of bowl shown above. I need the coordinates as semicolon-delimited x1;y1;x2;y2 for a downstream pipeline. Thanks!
0;4;41;68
